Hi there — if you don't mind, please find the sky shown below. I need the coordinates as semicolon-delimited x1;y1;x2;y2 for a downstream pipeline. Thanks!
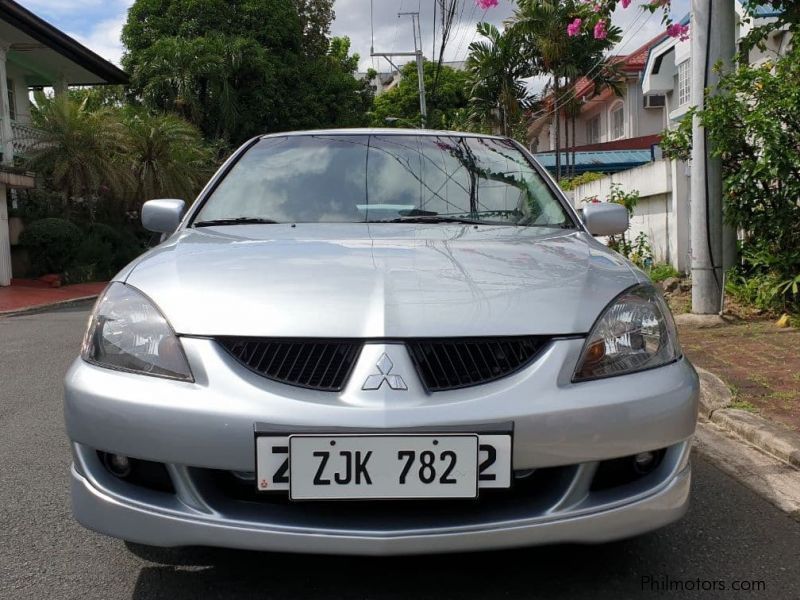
17;0;690;72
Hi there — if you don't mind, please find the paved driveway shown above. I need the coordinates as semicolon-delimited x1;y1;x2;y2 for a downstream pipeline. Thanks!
2;306;799;599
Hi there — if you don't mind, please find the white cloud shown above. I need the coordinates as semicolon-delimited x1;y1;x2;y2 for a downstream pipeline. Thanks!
21;0;125;14
333;0;691;73
69;15;127;66
332;0;515;72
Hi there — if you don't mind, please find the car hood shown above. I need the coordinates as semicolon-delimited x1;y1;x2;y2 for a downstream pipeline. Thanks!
121;224;641;338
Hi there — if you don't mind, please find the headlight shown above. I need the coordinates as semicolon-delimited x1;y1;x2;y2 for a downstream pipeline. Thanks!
81;282;193;381
573;284;680;382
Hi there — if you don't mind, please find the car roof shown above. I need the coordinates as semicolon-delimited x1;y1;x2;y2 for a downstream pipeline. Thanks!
259;128;511;141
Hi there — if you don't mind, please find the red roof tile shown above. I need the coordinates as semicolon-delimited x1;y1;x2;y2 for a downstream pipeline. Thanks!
544;32;668;102
566;134;662;153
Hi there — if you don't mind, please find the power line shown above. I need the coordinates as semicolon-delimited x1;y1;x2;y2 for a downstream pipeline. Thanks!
370;0;376;70
454;7;490;64
388;0;405;69
432;0;437;59
531;8;649;117
527;7;655;122
452;3;480;62
448;2;481;65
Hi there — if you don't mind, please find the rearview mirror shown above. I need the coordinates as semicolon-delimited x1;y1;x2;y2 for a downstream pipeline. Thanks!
142;199;186;234
582;203;629;236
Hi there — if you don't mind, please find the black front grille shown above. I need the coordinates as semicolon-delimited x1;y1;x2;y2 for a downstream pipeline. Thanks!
407;336;549;392
218;338;362;391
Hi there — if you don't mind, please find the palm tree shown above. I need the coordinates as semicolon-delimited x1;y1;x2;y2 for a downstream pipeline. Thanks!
121;111;213;210
510;0;621;180
133;37;217;125
465;22;530;136
131;35;268;143
28;93;128;217
565;59;625;177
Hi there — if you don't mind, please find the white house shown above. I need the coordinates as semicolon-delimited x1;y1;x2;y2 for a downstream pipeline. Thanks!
530;33;669;175
570;6;789;272
0;0;127;287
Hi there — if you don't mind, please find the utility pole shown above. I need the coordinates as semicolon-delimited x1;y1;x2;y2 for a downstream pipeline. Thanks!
372;11;427;128
690;0;736;314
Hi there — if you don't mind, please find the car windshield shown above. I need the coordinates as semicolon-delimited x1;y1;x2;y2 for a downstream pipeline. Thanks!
193;134;575;228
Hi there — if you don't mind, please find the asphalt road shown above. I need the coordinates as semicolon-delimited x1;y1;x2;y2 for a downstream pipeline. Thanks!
2;306;799;600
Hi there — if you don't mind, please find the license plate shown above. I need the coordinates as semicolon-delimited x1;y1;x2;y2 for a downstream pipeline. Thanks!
289;435;478;500
255;432;512;498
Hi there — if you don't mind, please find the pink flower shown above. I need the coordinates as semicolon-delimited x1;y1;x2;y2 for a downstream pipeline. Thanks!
567;18;582;37
666;22;690;41
475;0;498;9
621;0;632;7
593;18;608;40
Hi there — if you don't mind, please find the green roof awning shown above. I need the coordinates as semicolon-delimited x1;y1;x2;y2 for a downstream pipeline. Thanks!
534;149;654;175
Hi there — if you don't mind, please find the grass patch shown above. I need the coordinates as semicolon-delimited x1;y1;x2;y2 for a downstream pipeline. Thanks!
730;399;759;412
647;263;681;283
749;373;771;388
768;390;798;400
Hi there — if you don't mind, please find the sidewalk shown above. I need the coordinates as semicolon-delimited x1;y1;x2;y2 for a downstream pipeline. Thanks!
679;319;800;433
0;279;106;315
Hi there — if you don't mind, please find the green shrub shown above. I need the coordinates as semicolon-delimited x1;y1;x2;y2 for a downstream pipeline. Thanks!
724;244;800;314
648;263;680;283
726;268;800;314
559;171;605;191
66;222;145;282
7;188;64;221
18;218;82;275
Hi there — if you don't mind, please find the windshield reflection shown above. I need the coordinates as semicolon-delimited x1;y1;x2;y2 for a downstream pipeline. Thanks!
194;134;575;228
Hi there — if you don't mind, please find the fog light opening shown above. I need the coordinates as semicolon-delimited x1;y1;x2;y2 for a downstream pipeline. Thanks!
104;453;132;478
632;451;656;475
231;470;256;482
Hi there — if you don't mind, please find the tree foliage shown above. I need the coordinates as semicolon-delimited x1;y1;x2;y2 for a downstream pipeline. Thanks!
465;22;530;137
29;94;213;216
28;93;129;213
700;45;800;310
122;0;370;145
508;0;622;179
738;1;800;54
121;111;213;206
369;61;469;129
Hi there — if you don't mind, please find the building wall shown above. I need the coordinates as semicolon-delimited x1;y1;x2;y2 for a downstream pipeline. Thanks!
571;159;691;272
5;63;32;124
538;77;667;152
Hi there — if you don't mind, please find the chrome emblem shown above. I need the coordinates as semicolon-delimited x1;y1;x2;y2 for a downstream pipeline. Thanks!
362;353;408;391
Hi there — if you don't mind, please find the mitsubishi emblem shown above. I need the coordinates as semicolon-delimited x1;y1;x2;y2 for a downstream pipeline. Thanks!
362;353;408;391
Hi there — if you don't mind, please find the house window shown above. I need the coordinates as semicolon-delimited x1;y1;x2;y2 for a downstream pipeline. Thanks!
610;104;624;139
586;115;601;144
6;79;15;120
677;60;691;106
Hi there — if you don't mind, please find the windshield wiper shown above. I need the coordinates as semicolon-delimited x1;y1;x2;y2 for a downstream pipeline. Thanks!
370;215;487;225
514;217;577;229
193;217;280;227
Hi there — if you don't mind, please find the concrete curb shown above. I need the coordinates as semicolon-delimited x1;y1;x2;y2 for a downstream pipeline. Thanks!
0;295;99;318
697;366;800;470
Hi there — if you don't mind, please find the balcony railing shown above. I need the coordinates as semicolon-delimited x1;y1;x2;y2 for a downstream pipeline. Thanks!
9;120;46;157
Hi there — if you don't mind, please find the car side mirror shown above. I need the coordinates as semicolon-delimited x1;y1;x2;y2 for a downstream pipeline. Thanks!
582;203;629;236
142;199;186;234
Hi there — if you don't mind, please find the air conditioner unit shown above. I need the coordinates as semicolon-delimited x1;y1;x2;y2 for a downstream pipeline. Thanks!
644;94;666;108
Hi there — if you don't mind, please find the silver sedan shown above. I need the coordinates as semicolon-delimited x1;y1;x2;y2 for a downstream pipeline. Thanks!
64;130;698;555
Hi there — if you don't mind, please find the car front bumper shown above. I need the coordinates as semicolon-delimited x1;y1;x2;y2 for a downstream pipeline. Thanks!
64;337;699;555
